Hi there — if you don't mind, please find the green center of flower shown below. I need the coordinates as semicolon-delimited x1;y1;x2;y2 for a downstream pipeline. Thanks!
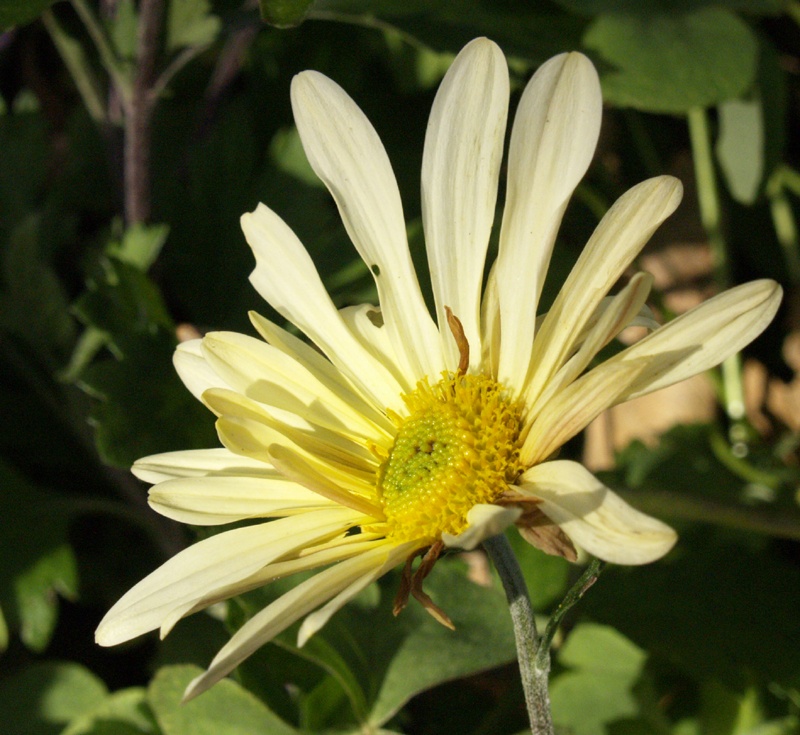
377;373;524;544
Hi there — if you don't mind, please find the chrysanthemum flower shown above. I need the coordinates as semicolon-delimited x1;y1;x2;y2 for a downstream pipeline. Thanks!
96;38;781;700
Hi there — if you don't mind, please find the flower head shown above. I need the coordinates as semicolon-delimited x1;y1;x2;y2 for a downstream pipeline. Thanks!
96;38;781;700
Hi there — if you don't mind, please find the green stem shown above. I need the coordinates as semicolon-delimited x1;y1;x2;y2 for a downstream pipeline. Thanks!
687;106;746;426
70;0;133;106
539;559;604;664
767;166;800;287
483;535;553;735
42;9;107;123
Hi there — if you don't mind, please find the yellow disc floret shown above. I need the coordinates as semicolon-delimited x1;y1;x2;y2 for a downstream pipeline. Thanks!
377;373;524;544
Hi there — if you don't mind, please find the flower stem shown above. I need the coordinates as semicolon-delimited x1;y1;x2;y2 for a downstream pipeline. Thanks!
483;534;552;735
687;106;746;429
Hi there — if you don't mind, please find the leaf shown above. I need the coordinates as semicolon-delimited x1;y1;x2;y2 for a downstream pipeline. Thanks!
0;0;59;30
260;0;316;27
364;560;518;726
0;214;77;368
505;527;571;609
0;662;108;735
583;8;758;113
550;623;647;735
310;0;587;64
80;329;217;468
61;688;158;735
167;0;221;51
555;0;786;15
716;98;764;205
0;460;79;651
147;665;299;735
582;536;800;688
107;223;171;272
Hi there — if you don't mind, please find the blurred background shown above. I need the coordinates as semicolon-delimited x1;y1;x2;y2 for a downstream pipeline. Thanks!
1;1;799;734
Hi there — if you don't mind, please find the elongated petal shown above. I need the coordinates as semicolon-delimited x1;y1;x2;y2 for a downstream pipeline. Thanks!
422;38;509;370
526;272;654;421
182;542;414;701
441;504;521;550
201;331;384;441
601;279;782;404
173;339;231;402
132;448;276;484
522;359;648;466
243;204;404;412
519;461;676;564
95;507;363;646
495;53;602;394
249;311;394;436
524;176;683;405
291;71;443;382
267;443;383;519
148;475;336;525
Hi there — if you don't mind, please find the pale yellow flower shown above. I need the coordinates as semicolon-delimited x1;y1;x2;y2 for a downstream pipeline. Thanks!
96;38;781;700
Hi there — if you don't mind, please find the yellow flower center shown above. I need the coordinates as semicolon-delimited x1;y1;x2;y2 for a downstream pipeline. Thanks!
376;373;524;544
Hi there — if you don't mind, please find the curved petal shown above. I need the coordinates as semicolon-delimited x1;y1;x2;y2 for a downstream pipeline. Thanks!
200;331;386;441
422;37;509;370
243;204;404;413
495;52;602;394
248;311;394;436
173;339;231;402
526;272;654;423
441;504;521;551
182;541;413;702
148;475;337;525
524;176;683;406
600;279;782;403
518;461;677;564
94;507;364;646
291;71;443;382
132;448;276;484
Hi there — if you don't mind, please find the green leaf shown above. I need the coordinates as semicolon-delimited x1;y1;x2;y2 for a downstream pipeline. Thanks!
260;0;316;27
556;0;787;15
0;214;77;368
80;329;216;467
365;560;517;725
0;460;79;651
147;665;299;735
107;222;171;272
310;0;587;64
61;688;159;735
550;623;647;735
0;662;108;735
700;681;763;735
0;0;59;30
505;528;571;609
583;8;758;113
167;0;221;51
716;98;764;204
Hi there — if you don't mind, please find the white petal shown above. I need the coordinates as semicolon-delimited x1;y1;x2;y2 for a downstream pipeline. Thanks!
291;71;444;382
441;504;522;551
422;38;509;370
526;272;654;422
519;461;677;564
173;339;231;402
601;279;782;403
148;475;336;525
249;311;395;435
200;331;386;441
524;176;683;406
495;52;602;394
182;541;414;702
95;507;363;646
243;204;404;413
132;448;274;484
522;359;648;466
338;304;410;392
